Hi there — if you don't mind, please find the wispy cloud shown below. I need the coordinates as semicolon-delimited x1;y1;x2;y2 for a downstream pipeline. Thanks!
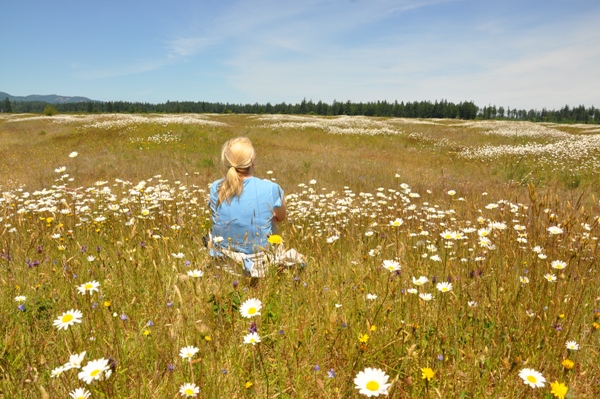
42;0;600;107
216;0;600;108
73;59;169;80
165;37;217;58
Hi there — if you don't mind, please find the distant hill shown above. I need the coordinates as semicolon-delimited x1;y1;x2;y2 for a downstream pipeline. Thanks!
0;91;95;104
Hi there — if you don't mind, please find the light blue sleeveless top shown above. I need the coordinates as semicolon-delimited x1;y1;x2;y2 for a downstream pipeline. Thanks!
209;177;283;255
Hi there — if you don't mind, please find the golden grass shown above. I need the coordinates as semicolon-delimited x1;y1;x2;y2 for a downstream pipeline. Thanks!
0;113;599;398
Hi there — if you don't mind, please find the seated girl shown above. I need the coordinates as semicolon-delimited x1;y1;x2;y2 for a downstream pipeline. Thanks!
208;137;303;277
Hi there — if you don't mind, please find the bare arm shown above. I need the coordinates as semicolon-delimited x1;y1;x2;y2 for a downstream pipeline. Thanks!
273;196;286;223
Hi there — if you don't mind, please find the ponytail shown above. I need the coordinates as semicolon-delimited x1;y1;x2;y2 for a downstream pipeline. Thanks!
218;166;244;205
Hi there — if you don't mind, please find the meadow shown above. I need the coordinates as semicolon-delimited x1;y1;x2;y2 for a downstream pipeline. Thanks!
0;113;599;398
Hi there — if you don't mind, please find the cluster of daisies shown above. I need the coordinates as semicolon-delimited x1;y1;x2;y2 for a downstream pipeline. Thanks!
516;341;579;398
173;297;398;397
50;280;113;398
519;368;569;398
174;298;264;397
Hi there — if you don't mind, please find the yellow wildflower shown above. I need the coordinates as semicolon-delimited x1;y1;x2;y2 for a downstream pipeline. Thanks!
267;234;282;245
358;334;369;343
245;381;253;389
550;381;568;399
561;359;574;370
421;367;435;381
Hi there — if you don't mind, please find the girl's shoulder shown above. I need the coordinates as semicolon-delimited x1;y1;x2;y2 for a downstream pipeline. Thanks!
251;177;282;190
209;178;224;193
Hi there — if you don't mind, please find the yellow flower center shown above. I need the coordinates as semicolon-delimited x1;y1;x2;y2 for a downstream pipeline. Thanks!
62;314;73;323
184;388;194;395
90;369;101;377
527;375;537;383
85;283;93;289
366;380;380;391
248;307;256;315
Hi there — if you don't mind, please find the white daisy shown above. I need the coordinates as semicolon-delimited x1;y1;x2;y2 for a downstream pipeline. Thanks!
354;367;391;397
382;260;401;272
239;298;262;318
436;282;453;292
179;346;199;361
64;351;86;370
77;281;100;295
565;340;579;351
243;332;261;345
389;218;403;227
51;365;66;378
547;226;563;235
551;260;567;270
69;387;91;399
179;382;200;397
187;269;204;278
77;358;110;384
326;235;340;243
53;309;83;330
419;293;434;301
518;368;546;388
412;276;429;286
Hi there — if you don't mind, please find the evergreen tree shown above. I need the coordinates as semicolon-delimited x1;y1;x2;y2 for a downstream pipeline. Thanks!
2;97;12;112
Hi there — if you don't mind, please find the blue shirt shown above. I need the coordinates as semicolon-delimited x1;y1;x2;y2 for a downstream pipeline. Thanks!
209;177;284;254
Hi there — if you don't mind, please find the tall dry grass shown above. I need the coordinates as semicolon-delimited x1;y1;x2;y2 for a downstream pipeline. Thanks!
0;113;599;398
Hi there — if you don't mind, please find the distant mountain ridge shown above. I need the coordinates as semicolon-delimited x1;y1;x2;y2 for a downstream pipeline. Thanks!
0;91;95;104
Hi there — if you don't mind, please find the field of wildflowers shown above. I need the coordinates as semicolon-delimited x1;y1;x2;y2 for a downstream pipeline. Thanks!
1;113;599;398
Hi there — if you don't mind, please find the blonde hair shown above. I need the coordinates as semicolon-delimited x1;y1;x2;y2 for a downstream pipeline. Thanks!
217;137;256;205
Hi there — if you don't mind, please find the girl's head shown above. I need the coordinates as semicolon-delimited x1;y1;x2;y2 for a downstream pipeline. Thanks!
221;137;255;171
217;137;256;205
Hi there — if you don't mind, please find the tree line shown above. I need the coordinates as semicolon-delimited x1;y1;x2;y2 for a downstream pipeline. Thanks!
1;96;598;123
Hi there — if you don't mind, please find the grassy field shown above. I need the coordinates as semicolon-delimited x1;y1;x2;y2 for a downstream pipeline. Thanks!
0;113;599;398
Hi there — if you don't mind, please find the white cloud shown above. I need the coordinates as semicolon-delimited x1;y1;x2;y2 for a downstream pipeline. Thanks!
165;37;217;58
216;1;600;108
74;59;169;80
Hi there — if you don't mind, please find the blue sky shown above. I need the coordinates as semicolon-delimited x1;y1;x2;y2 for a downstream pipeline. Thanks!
3;0;599;110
